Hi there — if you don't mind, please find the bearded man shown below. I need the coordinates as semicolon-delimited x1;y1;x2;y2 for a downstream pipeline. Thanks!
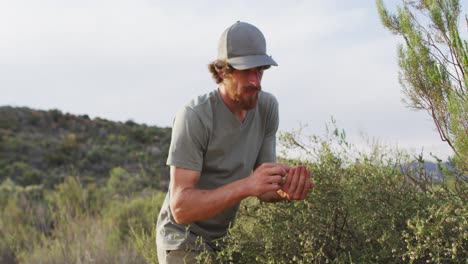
156;21;313;264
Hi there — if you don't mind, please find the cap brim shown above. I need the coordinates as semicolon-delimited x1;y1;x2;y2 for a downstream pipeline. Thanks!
228;55;278;70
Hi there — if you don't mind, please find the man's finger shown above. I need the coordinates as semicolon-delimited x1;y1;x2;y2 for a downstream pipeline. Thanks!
293;166;307;199
278;164;291;173
267;175;283;184
288;166;300;197
264;166;287;178
266;183;281;192
300;169;311;199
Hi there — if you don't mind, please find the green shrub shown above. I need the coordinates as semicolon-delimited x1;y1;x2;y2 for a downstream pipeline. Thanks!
198;128;467;263
128;192;166;264
104;192;165;244
0;183;51;263
23;215;147;264
16;184;164;264
52;176;88;218
107;167;146;197
6;162;41;186
402;200;467;263
131;226;159;264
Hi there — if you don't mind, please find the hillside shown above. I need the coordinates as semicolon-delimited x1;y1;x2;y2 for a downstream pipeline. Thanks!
0;107;466;263
0;106;171;189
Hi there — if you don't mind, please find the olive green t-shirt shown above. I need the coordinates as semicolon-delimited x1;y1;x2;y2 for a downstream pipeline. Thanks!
156;89;279;251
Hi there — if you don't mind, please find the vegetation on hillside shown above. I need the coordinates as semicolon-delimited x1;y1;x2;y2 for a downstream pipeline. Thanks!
0;108;466;263
0;106;171;263
0;106;171;189
1;0;467;262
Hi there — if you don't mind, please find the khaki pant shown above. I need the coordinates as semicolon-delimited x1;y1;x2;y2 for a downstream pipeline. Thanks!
157;246;218;264
157;247;199;264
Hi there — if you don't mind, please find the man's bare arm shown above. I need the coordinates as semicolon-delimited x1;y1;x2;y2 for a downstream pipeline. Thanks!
170;163;286;224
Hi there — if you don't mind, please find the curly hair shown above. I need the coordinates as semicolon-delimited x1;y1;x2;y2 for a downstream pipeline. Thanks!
208;60;272;84
207;60;235;84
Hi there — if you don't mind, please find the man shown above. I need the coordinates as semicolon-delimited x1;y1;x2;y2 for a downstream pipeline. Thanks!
156;21;313;263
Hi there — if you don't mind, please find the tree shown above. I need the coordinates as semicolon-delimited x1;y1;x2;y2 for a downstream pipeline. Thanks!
376;0;467;172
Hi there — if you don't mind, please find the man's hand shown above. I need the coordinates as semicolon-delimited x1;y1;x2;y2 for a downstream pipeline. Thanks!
245;163;288;197
277;165;314;200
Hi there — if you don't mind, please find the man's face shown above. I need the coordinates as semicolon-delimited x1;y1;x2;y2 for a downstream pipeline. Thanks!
223;66;265;110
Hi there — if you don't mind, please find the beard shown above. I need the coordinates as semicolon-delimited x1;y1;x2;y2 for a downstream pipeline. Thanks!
233;85;261;110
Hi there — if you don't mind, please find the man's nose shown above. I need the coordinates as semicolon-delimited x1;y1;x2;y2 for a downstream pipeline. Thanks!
248;69;261;87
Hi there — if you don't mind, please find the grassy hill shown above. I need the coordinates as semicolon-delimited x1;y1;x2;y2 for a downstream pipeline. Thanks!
0;106;466;263
0;106;171;189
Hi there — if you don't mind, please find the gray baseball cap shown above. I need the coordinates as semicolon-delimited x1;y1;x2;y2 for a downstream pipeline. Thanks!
217;21;278;70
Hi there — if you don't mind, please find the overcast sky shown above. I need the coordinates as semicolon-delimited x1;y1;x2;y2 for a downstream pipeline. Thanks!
2;0;466;160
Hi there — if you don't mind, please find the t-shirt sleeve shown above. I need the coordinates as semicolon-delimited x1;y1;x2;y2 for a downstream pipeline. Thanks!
166;106;207;172
255;95;279;167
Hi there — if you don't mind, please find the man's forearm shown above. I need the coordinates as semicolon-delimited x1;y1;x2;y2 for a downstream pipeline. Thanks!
170;163;286;224
171;178;250;224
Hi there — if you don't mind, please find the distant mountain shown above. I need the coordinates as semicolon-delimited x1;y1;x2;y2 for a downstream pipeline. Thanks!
0;106;171;189
407;160;456;181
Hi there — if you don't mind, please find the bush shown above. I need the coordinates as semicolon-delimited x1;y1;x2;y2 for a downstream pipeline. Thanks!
14;183;164;264
104;192;165;244
23;215;147;264
0;182;51;263
6;162;42;186
107;167;147;197
402;202;467;263
197;128;467;263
